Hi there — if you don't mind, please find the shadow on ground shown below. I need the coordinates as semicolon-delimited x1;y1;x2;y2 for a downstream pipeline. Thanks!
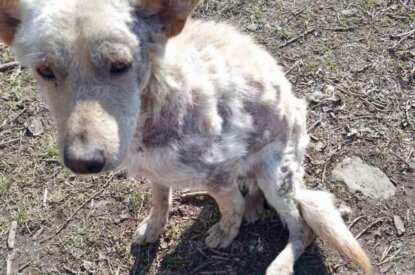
130;197;328;275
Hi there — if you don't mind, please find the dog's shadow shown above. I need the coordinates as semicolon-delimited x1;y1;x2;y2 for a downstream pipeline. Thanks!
130;196;329;275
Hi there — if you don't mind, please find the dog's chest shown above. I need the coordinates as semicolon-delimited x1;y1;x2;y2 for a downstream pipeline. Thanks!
124;130;248;188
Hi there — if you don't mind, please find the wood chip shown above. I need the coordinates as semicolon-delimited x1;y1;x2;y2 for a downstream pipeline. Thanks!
8;221;17;249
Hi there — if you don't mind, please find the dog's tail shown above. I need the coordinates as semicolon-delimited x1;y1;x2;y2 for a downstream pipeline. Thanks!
296;190;371;273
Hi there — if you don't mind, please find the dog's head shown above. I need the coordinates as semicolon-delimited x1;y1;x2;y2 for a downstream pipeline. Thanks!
0;0;200;174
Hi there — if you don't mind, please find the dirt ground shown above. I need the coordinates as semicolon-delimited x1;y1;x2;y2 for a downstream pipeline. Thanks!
1;0;414;274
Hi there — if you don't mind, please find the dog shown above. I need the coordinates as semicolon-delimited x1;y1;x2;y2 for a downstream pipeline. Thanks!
0;0;371;273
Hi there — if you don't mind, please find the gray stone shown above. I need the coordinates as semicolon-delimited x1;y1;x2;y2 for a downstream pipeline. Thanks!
341;8;358;17
332;156;396;199
246;23;259;31
393;215;405;236
27;118;44;136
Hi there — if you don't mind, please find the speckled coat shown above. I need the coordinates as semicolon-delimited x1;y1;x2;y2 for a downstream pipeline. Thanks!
0;0;371;274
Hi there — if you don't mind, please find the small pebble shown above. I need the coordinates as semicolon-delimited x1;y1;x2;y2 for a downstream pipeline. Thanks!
341;9;358;17
393;215;405;236
246;23;259;31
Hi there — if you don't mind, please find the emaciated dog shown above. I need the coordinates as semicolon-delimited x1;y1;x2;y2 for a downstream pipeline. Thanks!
0;0;371;273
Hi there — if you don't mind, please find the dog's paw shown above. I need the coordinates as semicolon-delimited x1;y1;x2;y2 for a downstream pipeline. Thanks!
205;223;238;249
266;262;294;275
265;253;295;275
131;215;166;245
244;197;264;224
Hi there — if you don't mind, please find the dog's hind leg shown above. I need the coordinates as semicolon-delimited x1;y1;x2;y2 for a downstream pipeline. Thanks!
256;156;313;275
205;185;245;249
132;182;171;245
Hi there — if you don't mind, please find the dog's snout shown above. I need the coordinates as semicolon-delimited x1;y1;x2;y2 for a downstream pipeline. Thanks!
64;148;105;174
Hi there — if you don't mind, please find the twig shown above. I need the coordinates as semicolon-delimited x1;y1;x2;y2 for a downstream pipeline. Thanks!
18;262;31;272
389;29;415;50
348;216;364;230
405;100;413;128
390;29;415;38
196;247;208;257
180;191;209;198
309;134;319;141
323;26;356;32
6;252;15;275
209;249;232;257
7;221;18;275
350;115;383;120
307;119;322;132
43;188;48;208
292;7;306;17
321;160;328;185
406;149;413;163
379;245;394;263
279;28;315;49
63;266;79;274
0;107;26;131
188;262;211;275
42;158;61;164
285;60;300;74
356;218;383;239
40;174;115;243
0;61;19;73
200;271;230;275
335;85;387;111
8;221;17;249
0;138;21;147
351;64;371;73
390;150;410;166
377;242;407;265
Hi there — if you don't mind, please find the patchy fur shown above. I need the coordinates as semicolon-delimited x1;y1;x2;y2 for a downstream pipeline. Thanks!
0;0;371;273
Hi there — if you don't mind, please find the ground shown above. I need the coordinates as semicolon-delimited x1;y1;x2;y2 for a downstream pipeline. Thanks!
0;0;414;274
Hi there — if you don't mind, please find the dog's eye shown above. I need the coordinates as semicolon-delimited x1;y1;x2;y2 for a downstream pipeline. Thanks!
110;61;131;75
36;65;56;80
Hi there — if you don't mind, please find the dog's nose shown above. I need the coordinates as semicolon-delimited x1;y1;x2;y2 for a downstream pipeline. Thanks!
64;149;105;174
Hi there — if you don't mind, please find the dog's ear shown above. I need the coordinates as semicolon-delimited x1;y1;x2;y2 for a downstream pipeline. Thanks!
134;0;201;38
0;0;20;45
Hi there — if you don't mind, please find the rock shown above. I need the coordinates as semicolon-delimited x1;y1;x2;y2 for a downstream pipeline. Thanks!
332;156;396;199
27;118;44;136
374;0;387;6
307;91;326;103
246;23;259;32
389;4;398;10
307;88;341;104
341;8;358;17
393;215;405;236
82;260;94;272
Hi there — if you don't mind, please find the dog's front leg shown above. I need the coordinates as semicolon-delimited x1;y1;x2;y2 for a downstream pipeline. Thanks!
132;182;171;245
205;185;245;249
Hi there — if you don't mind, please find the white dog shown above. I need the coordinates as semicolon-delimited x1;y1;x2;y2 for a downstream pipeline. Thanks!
0;0;371;273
